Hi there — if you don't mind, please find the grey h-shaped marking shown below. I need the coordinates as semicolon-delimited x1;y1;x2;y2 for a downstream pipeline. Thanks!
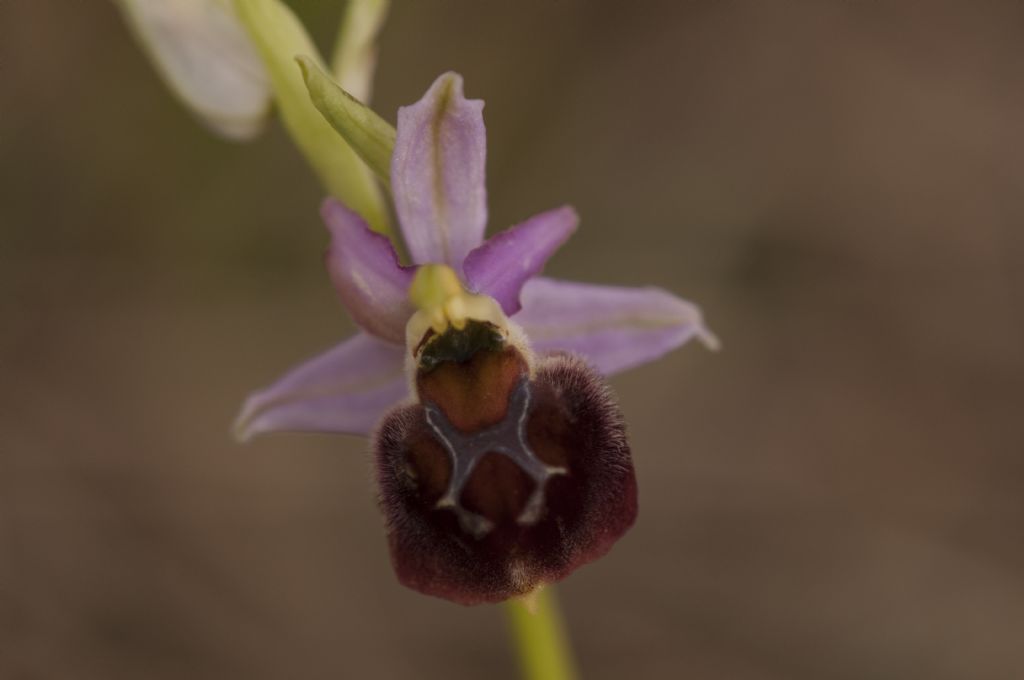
423;377;567;539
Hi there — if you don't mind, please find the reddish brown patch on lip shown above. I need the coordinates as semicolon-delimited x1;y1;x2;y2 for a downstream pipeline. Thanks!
524;379;572;470
416;346;527;433
402;418;451;507
460;452;536;526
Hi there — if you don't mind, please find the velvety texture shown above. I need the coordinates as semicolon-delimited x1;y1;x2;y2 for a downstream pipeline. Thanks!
374;353;637;604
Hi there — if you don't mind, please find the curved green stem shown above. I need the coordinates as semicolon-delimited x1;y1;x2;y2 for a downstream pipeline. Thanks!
232;0;392;237
504;587;578;680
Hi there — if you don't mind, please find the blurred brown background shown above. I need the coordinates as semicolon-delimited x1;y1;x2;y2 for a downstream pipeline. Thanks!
3;1;1024;678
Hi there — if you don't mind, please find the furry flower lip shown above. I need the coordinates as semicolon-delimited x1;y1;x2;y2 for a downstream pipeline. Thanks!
234;72;716;603
377;265;639;603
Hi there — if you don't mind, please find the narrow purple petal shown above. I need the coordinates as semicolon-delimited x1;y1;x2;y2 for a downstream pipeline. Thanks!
462;206;578;315
234;332;409;440
322;198;416;344
514;277;718;376
391;72;487;269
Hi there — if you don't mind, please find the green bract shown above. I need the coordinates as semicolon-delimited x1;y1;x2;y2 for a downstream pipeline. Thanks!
297;56;396;187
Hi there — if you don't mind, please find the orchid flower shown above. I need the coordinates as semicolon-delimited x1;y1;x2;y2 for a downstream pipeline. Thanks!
235;73;716;604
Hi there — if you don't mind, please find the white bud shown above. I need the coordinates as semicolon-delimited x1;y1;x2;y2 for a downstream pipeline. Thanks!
116;0;271;140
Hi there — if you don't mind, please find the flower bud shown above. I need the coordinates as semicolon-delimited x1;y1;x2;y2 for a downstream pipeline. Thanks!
115;0;271;140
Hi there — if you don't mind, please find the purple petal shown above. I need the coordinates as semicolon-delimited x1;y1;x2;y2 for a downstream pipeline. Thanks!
322;198;416;344
514;277;718;376
234;332;409;440
391;72;487;269
462;206;578;315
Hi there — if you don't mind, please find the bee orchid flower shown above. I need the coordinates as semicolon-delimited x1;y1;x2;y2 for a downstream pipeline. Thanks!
235;73;716;604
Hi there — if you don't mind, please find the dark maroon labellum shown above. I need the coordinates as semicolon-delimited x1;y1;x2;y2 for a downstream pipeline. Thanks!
374;321;637;604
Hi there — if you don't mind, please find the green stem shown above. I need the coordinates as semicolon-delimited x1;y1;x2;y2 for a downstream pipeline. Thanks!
232;0;392;237
504;587;578;680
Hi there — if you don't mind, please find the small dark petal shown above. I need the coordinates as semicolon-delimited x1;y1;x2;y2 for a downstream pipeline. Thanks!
374;353;637;605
